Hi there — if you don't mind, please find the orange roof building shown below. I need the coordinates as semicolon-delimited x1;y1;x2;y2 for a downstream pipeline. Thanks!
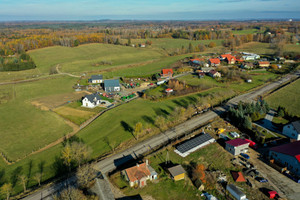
231;171;246;182
124;162;158;187
208;58;221;66
221;54;237;64
161;69;174;78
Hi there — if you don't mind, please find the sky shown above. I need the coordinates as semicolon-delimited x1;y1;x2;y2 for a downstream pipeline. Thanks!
0;0;300;21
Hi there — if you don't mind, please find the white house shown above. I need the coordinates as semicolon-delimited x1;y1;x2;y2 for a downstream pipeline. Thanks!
283;121;300;140
82;93;102;108
89;75;103;84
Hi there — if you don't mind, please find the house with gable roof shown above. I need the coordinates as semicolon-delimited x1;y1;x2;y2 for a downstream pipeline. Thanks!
161;69;173;78
123;161;157;187
88;75;103;84
82;93;102;108
269;141;300;176
104;79;120;92
282;121;300;140
208;58;221;67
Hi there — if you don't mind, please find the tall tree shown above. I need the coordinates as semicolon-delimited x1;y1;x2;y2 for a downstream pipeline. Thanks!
19;175;28;193
133;122;143;140
0;183;13;200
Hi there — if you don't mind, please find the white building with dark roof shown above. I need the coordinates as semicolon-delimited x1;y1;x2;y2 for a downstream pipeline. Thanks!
82;93;102;108
283;121;300;140
89;75;103;84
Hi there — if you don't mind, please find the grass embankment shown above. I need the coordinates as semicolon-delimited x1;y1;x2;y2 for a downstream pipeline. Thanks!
266;79;300;117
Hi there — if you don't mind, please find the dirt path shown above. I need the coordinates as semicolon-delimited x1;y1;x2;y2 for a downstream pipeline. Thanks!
56;64;81;78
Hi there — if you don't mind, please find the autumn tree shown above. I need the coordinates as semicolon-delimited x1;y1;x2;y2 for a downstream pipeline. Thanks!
0;183;13;200
192;164;206;184
155;115;167;131
208;42;216;48
133;122;143;140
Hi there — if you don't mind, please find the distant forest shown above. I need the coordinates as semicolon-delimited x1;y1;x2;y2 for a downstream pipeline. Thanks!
0;20;299;71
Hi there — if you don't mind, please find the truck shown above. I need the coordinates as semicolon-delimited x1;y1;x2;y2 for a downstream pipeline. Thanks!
226;184;247;200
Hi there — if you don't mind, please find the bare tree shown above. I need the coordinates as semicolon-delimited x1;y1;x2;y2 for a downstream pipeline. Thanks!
76;163;97;189
133;122;143;140
33;173;42;186
19;175;28;193
155;115;167;131
53;186;88;200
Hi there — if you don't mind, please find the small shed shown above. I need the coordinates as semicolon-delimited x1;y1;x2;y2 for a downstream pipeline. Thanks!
168;165;186;181
231;171;246;182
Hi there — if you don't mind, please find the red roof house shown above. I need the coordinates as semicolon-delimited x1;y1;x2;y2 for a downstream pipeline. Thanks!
124;162;158;187
269;141;300;176
221;54;237;64
208;58;220;66
225;139;250;155
258;61;270;68
165;88;173;93
231;171;246;182
209;70;221;78
161;69;174;78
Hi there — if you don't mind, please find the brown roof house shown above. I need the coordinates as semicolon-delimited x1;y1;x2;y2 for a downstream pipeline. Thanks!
231;171;246;182
124;161;158;187
168;165;186;181
258;61;270;68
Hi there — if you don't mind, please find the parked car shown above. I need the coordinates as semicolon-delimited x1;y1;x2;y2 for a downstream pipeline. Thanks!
255;177;268;183
240;153;250;159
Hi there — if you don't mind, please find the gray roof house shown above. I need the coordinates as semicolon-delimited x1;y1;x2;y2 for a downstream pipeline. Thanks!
282;121;300;140
104;79;120;92
82;93;102;108
89;75;103;83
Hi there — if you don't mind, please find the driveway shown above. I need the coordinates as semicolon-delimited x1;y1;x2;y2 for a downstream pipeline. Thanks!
248;149;300;200
255;110;281;134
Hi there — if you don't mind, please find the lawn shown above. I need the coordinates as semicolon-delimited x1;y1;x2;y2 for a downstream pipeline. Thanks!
0;76;76;161
232;29;262;35
76;88;232;158
29;43;164;74
265;79;300;117
111;143;238;200
237;42;300;55
177;71;279;93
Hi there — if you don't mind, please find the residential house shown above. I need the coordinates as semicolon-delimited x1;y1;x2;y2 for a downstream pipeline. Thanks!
221;54;236;64
242;52;260;60
161;69;174;78
89;75;103;84
282;121;300;140
209;70;221;78
189;58;204;67
168;165;186;181
104;79;120;92
258;61;270;68
225;138;250;156
139;44;146;48
124;161;158;187
208;58;220;66
240;62;254;70
198;72;205;78
174;133;215;157
269;141;300;176
82;93;102;108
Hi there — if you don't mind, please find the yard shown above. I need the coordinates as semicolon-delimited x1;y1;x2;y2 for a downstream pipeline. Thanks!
265;79;300;117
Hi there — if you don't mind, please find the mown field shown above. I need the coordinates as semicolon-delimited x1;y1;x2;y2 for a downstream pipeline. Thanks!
237;42;300;55
266;79;300;117
0;76;76;162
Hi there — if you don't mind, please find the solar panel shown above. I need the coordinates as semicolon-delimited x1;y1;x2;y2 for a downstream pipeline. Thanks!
176;134;213;154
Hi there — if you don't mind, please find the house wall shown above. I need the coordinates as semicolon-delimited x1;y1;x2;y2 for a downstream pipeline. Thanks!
92;79;102;83
82;98;97;108
173;173;185;181
269;151;300;176
105;86;120;92
283;124;300;140
225;143;249;156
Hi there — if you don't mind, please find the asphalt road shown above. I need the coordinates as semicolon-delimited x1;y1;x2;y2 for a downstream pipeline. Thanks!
22;70;300;200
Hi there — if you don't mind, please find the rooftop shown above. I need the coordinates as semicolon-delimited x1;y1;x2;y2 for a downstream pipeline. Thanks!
226;138;249;147
104;79;120;87
91;74;103;80
270;141;300;162
168;165;186;177
176;133;214;154
162;69;173;75
84;93;102;102
291;121;300;133
125;163;151;182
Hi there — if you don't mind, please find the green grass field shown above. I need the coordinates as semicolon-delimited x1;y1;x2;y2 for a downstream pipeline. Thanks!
266;79;300;117
29;44;164;75
232;29;262;35
0;76;76;161
237;42;300;55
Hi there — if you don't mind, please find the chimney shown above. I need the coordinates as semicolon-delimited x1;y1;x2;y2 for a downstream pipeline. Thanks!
136;163;139;167
146;159;149;166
